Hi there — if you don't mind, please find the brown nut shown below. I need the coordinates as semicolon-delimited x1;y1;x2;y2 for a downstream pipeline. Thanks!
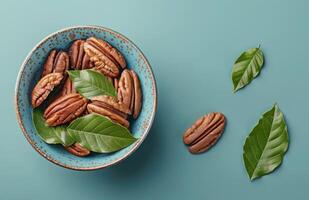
84;37;125;77
91;95;131;114
65;143;90;157
87;95;130;128
183;112;226;154
129;70;142;119
117;69;133;110
41;50;69;77
44;93;88;126
58;77;75;97
86;37;126;69
89;56;120;78
69;40;93;69
41;50;57;77
31;73;63;108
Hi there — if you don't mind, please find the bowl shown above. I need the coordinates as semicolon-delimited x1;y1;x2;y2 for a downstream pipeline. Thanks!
15;25;157;170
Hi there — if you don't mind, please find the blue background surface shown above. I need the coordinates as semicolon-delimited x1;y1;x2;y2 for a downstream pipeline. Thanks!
1;0;308;199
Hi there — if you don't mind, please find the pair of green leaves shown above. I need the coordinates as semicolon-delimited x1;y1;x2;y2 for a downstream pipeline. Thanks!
33;69;137;153
232;48;289;180
33;110;137;153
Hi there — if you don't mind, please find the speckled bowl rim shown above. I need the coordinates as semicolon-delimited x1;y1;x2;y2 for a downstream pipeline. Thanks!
15;25;157;171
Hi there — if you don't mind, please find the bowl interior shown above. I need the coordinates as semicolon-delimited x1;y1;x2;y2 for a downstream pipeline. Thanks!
16;26;156;170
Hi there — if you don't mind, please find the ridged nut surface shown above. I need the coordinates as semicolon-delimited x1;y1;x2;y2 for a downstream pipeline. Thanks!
42;50;69;77
31;73;63;108
84;37;126;77
183;112;226;154
65;143;90;157
87;95;130;128
69;40;93;69
44;93;88;126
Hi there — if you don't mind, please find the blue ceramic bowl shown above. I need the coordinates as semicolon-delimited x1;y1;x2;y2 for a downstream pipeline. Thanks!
15;26;157;170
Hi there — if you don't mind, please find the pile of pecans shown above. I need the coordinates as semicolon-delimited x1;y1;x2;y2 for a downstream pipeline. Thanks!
31;37;142;156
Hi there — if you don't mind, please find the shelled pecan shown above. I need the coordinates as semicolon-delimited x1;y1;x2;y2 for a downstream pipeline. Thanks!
44;93;88;126
117;69;142;118
129;70;142;119
69;40;93;70
65;143;90;157
31;73;63;108
183;112;226;154
87;95;130;128
41;50;69;77
58;77;75;97
84;37;126;77
86;37;126;69
117;69;133;109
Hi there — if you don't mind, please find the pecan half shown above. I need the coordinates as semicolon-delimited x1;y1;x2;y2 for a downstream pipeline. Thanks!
117;69;133;110
86;37;126;69
87;95;130;128
65;143;90;157
129;70;142;119
84;37;125;77
31;73;63;108
44;93;88;126
58;77;75;97
183;113;226;154
69;40;93;69
41;50;69;77
90;56;119;77
117;69;142;118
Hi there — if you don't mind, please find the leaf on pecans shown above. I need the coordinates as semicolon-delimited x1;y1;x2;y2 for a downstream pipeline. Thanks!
67;113;137;153
32;109;75;146
68;69;117;99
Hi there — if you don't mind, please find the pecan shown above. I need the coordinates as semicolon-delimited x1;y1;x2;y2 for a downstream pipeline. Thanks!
41;50;69;77
31;73;63;108
117;70;133;110
58;77;75;97
84;37;126;77
41;50;56;77
86;37;126;69
87;95;130;128
117;69;142;118
183;113;226;154
129;70;142;119
65;143;90;157
69;40;93;69
44;93;88;126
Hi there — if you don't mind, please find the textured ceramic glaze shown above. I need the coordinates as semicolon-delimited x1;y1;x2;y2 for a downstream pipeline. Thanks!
15;26;157;170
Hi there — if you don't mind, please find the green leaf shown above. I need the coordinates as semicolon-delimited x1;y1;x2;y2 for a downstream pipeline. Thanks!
232;46;264;92
68;69;117;99
67;113;137;153
243;104;289;180
32;109;75;146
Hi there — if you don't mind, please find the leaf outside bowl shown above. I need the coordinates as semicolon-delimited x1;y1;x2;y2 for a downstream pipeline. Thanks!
15;25;157;170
